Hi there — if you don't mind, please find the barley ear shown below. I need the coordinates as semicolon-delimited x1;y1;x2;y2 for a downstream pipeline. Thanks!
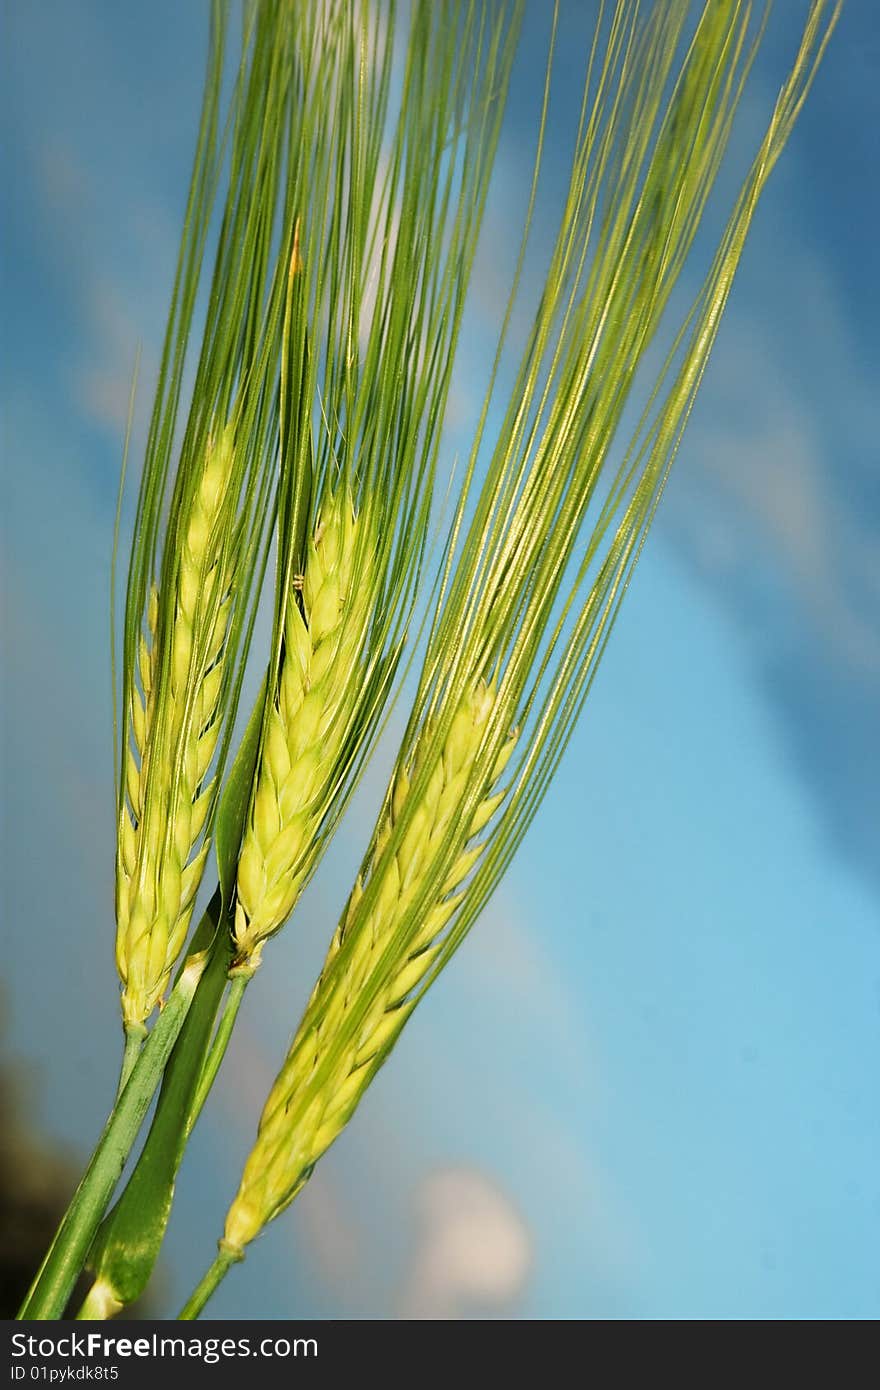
232;490;376;969
116;426;236;1029
223;679;515;1250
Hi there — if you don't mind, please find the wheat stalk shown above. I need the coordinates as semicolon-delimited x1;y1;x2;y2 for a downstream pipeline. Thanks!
225;677;516;1250
234;490;377;968
18;2;306;1319
178;0;842;1316
110;0;310;1049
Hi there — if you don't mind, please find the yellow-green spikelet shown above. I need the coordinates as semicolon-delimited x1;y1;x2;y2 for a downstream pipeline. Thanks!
233;491;375;968
116;427;236;1029
224;680;515;1250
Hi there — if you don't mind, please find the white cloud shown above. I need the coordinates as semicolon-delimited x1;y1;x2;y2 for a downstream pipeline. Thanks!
397;1166;531;1319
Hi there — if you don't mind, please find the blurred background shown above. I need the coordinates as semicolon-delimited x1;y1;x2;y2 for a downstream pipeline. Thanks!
2;1;878;1319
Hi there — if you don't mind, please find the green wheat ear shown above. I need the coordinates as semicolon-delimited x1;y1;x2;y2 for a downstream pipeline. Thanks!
234;490;378;969
224;678;516;1251
116;427;237;1030
215;0;523;974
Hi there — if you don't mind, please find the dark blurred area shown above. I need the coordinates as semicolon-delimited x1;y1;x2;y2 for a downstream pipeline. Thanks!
0;1006;158;1319
0;1042;88;1316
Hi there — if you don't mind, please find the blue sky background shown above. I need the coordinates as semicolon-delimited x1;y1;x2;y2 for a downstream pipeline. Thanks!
2;2;878;1319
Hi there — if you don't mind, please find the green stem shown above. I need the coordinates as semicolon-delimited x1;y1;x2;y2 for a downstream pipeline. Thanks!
116;1025;146;1099
188;968;252;1131
178;1242;242;1320
17;949;208;1320
75;902;232;1320
75;967;252;1322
